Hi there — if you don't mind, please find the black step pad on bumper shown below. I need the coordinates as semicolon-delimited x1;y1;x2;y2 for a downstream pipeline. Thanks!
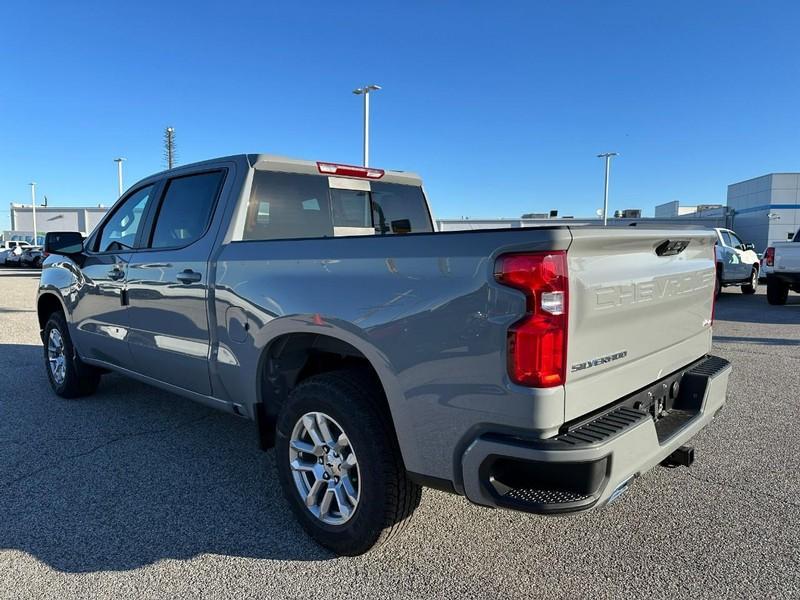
538;354;732;449
464;354;731;514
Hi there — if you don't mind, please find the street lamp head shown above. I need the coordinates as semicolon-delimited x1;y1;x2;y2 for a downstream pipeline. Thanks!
353;84;382;95
114;157;126;163
597;152;619;158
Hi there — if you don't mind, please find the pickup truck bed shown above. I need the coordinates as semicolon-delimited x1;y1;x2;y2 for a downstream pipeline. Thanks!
37;153;730;555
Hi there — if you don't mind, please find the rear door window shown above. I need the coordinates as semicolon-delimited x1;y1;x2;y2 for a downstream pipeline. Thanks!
149;171;225;248
720;231;734;247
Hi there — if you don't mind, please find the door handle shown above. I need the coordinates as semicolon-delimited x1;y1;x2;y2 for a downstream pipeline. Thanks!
108;267;125;281
176;269;202;284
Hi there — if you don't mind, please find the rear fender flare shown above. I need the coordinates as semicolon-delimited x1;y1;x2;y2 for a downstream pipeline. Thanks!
251;315;416;467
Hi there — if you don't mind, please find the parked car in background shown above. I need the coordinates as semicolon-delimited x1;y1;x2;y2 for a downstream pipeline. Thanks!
0;249;11;266
37;153;730;556
0;240;32;252
765;227;800;305
20;247;45;268
3;246;25;267
713;228;760;296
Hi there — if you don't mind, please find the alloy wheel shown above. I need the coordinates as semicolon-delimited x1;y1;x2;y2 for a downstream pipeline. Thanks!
47;328;66;385
288;411;361;525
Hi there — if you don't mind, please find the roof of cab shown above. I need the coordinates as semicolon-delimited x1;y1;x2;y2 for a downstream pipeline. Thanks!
126;153;423;192
247;153;423;186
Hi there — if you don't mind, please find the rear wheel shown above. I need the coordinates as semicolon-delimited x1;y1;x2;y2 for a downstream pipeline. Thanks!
766;276;789;305
43;312;102;398
714;267;722;299
275;370;421;556
741;267;759;294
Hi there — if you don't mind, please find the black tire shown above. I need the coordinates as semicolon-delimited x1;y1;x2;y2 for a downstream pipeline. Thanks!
43;312;102;398
766;277;789;306
714;268;722;299
741;267;759;295
275;370;421;556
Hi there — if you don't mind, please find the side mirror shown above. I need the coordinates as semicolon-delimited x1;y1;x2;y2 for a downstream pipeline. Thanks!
742;242;755;251
44;231;84;256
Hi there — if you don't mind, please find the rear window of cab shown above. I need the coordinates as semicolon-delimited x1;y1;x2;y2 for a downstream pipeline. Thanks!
242;171;432;241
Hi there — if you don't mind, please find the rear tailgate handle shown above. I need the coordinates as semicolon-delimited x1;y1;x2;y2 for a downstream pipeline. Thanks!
655;239;690;256
176;269;201;284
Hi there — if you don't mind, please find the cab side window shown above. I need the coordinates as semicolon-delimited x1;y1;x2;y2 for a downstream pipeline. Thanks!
96;185;155;252
720;231;734;247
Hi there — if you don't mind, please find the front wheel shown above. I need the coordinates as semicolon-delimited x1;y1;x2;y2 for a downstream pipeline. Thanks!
741;267;759;294
43;312;102;398
275;370;421;556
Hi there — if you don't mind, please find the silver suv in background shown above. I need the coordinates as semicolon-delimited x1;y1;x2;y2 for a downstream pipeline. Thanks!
713;228;760;296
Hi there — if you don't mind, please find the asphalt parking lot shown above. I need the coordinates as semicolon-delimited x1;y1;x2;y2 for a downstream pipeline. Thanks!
0;271;798;599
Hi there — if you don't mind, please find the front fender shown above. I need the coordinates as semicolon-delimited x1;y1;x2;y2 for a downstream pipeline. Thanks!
37;256;83;328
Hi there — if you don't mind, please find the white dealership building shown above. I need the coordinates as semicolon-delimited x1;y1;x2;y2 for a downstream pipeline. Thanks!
726;173;800;250
5;204;108;244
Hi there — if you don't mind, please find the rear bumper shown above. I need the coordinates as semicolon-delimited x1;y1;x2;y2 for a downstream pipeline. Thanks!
460;355;731;514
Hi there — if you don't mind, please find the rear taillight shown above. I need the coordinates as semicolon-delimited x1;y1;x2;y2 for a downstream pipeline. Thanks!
494;251;568;387
765;247;775;267
317;162;384;179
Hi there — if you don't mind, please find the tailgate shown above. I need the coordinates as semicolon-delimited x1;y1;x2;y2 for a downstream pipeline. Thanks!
563;227;715;421
775;243;800;273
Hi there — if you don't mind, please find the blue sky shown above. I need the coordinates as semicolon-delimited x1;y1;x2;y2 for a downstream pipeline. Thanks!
2;1;799;229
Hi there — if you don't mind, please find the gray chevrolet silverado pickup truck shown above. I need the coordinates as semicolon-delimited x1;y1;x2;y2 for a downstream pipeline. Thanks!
38;154;731;555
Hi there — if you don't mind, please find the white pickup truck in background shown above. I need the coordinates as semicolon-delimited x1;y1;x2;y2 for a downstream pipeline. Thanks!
765;227;800;305
713;228;760;297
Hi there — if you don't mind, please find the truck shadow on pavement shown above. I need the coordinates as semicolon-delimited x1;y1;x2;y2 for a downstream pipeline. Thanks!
0;343;333;572
714;291;800;326
713;335;800;346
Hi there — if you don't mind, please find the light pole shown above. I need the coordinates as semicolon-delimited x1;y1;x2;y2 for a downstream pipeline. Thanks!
353;84;381;167
28;182;37;245
114;158;126;197
597;152;618;226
